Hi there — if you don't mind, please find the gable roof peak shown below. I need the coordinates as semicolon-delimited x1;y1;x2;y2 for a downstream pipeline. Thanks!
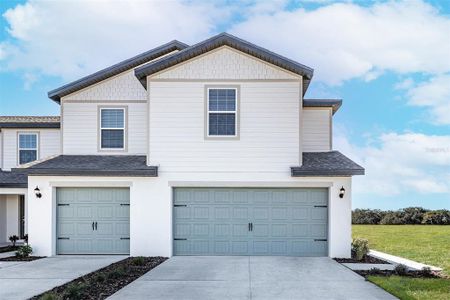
134;32;314;94
48;40;189;103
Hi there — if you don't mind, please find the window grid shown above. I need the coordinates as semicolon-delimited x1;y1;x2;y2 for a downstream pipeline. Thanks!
207;88;237;137
18;133;38;165
100;108;125;150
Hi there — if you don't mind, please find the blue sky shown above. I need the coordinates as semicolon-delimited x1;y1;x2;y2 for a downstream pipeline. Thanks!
0;0;449;210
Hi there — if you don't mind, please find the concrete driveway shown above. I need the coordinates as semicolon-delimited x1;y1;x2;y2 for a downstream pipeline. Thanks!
109;256;396;300
0;255;125;300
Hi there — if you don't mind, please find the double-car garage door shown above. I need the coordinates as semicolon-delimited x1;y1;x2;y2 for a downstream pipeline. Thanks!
56;187;130;255
173;188;328;256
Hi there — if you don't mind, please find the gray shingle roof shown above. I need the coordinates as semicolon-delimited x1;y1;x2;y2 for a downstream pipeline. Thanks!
21;155;158;177
291;151;365;176
0;170;27;188
48;40;189;103
134;32;314;94
303;99;342;115
0;116;60;128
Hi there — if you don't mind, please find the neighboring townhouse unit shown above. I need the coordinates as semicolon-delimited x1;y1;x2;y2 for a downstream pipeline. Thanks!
10;33;364;257
0;116;60;243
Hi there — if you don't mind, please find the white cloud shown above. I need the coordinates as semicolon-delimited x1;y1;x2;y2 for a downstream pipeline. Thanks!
334;129;450;196
231;0;450;84
0;0;224;81
406;74;450;125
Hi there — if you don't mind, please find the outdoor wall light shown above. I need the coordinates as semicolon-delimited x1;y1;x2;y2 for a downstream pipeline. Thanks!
339;186;345;198
34;186;42;198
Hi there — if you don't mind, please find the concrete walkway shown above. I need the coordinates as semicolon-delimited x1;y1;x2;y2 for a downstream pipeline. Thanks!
0;255;125;300
109;256;397;300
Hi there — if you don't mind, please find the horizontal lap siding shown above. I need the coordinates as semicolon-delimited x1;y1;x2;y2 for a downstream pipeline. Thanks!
1;129;60;170
63;102;146;154
302;109;331;152
149;81;300;172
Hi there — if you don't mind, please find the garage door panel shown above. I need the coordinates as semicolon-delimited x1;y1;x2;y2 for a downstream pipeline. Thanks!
173;188;328;256
233;207;249;219
57;187;130;255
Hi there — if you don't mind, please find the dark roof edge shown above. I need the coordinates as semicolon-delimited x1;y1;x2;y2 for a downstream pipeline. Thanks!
303;99;342;115
135;32;314;90
290;167;365;177
48;40;189;103
0;122;60;129
0;183;28;188
21;167;158;177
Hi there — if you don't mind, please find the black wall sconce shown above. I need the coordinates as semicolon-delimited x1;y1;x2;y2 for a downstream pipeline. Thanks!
34;186;42;198
339;186;345;198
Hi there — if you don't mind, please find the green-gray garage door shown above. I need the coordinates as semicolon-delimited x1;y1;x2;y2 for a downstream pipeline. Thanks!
57;187;130;255
173;188;328;256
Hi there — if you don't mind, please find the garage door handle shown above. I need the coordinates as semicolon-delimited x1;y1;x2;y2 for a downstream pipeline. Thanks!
95;222;98;230
120;237;130;240
314;205;327;208
174;238;187;241
314;239;327;242
174;205;187;207
92;222;95;230
58;237;70;240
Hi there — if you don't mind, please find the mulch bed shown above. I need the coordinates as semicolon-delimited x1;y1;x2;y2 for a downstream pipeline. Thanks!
0;256;45;262
355;269;443;279
334;252;389;264
0;245;19;253
31;256;167;300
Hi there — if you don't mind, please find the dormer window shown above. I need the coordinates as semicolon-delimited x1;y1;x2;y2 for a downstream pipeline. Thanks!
206;87;239;138
100;108;125;150
18;133;38;164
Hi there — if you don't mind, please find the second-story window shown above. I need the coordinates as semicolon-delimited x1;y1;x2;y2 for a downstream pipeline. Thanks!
207;88;237;137
18;133;38;164
100;108;125;149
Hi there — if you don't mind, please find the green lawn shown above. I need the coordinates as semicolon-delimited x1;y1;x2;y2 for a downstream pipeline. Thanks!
353;225;450;300
368;276;450;300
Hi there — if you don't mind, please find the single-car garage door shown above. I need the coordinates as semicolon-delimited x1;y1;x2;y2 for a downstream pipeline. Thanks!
57;187;130;254
173;188;328;256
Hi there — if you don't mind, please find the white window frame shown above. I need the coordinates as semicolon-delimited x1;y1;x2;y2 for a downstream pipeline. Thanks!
99;107;126;150
17;132;39;165
206;87;238;138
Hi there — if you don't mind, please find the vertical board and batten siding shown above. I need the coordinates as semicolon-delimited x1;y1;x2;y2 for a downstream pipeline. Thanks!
62;102;147;155
148;47;302;172
302;108;332;152
1;129;61;170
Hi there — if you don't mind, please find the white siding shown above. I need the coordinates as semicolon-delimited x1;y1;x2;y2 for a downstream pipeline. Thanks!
149;81;301;172
153;47;300;80
63;70;147;101
62;102;147;154
302;108;332;152
1;129;61;170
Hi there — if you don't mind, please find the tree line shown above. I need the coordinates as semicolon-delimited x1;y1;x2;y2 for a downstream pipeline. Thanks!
352;207;450;225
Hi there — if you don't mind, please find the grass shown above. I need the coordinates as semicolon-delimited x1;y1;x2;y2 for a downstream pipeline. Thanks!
353;225;450;274
353;225;450;300
368;276;450;300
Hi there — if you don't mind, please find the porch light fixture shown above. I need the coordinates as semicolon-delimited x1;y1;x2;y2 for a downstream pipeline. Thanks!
339;186;345;198
34;186;42;198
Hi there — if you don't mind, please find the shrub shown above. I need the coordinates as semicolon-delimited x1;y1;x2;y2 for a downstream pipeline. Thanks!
380;211;404;225
40;292;58;300
15;245;33;258
9;235;19;247
131;256;146;266
64;282;86;300
352;209;385;225
352;238;369;261
24;234;29;244
419;267;433;277
94;273;106;283
107;266;126;280
422;210;450;225
401;207;428;224
394;264;408;276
